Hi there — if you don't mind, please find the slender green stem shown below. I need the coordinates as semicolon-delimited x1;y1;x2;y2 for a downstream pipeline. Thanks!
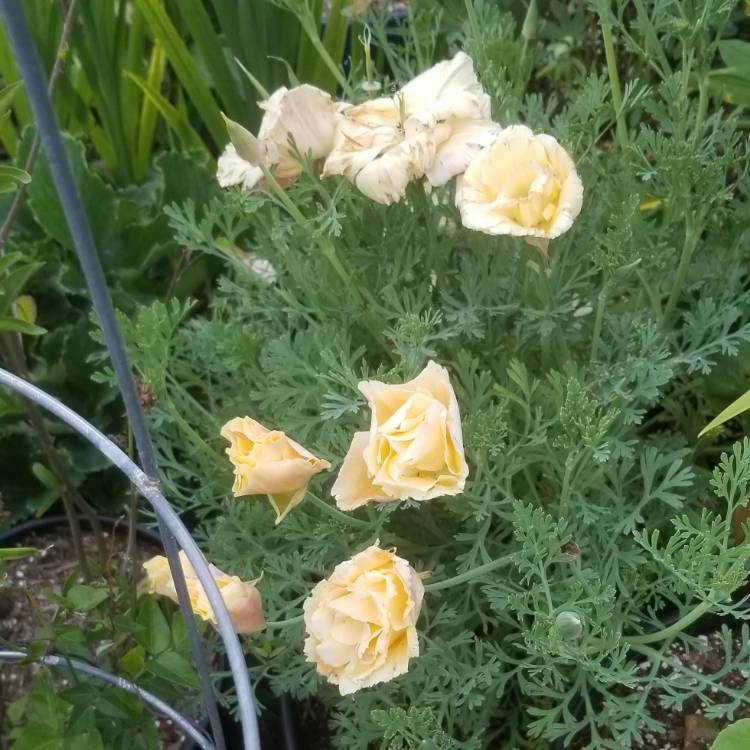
306;491;371;528
425;555;514;592
693;74;709;141
298;4;354;98
637;269;662;318
317;234;364;304
539;562;554;615
589;284;608;364
623;599;714;645
601;23;629;150
266;614;304;629
631;0;672;80
164;402;220;465
262;166;365;306
661;219;700;326
559;453;577;512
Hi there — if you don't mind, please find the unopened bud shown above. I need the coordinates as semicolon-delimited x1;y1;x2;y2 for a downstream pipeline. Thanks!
522;0;538;41
222;113;261;164
555;611;583;640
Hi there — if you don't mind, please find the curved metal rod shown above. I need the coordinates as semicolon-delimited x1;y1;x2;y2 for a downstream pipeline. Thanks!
0;368;261;750
0;3;230;747
0;649;213;750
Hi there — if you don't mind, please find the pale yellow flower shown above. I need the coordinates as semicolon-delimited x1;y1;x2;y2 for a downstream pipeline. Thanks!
142;552;265;635
221;416;330;523
217;84;340;191
323;52;498;204
455;125;583;255
303;544;424;695
332;361;468;510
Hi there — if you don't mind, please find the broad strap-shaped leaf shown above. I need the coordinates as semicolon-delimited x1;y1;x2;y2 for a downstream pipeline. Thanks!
699;388;750;437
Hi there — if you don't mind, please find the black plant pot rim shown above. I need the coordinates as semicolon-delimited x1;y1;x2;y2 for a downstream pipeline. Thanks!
0;513;163;548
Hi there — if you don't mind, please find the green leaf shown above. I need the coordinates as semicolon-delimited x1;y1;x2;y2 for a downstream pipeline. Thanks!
118;644;146;677
14;294;37;325
699;388;750;437
9;725;65;750
0;261;44;315
708;69;750;107
0;251;23;275
0;316;46;335
133;41;166;181
718;40;750;72
171;610;189;654
144;651;199;688
64;731;105;750
711;719;750;750
25;132;118;254
31;462;59;491
135;596;171;654
0;546;36;560
0;80;21;118
134;0;224;147
65;584;110;612
0;163;30;192
171;0;245;119
125;72;206;152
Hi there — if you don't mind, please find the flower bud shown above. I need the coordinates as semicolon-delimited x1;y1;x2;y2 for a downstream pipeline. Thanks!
555;610;583;640
522;0;538;41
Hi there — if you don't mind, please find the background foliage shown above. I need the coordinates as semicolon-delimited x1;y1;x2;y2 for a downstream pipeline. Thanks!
2;0;750;749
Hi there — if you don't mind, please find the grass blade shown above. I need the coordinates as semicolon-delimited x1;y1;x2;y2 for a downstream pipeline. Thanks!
133;41;166;180
135;0;224;148
126;71;207;153
699;389;750;438
173;0;244;120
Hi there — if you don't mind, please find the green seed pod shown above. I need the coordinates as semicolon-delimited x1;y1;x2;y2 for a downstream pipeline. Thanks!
221;113;260;165
555;611;583;640
521;0;538;41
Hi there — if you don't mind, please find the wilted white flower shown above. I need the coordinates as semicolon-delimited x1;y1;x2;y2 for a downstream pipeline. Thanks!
217;84;340;191
323;52;499;204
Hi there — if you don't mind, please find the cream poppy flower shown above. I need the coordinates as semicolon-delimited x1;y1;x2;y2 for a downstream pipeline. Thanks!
323;52;498;204
143;552;265;635
217;84;340;191
455;125;583;254
332;361;468;510
221;416;330;523
303;544;424;695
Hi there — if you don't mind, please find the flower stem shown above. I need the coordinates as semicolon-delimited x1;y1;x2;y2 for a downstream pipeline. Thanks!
601;23;629;150
266;614;304;629
589;284;608;364
661;218;700;326
306;491;371;528
425;555;514;592
622;599;714;645
262;167;366;306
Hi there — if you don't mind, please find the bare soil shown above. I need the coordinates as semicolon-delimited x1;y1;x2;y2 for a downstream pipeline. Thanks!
632;629;750;750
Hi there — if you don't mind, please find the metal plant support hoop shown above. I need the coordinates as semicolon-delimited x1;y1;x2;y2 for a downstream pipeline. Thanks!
0;650;214;750
0;2;261;748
